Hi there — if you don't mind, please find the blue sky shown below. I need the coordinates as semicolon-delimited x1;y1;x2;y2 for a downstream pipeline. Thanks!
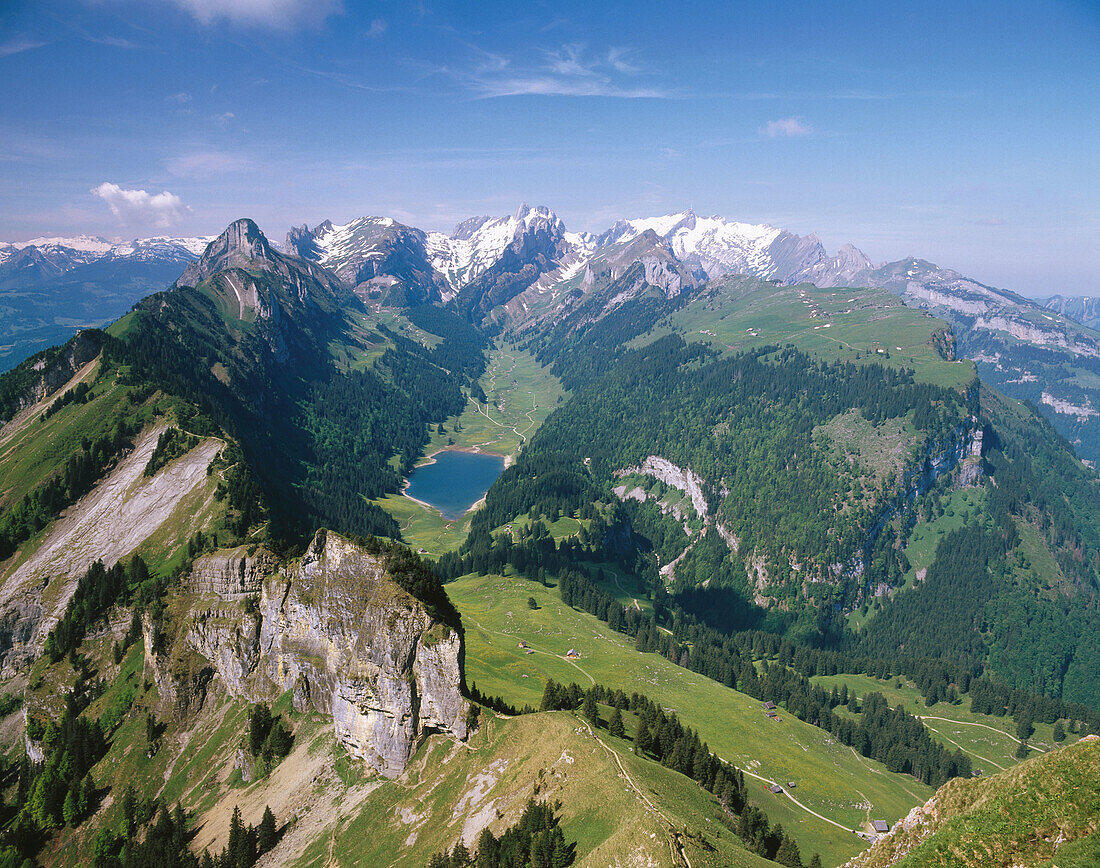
1;0;1098;295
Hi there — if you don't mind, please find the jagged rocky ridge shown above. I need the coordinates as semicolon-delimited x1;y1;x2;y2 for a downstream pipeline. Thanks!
288;203;1100;462
153;530;468;777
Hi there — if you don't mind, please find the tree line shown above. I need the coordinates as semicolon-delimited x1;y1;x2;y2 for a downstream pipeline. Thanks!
538;680;816;868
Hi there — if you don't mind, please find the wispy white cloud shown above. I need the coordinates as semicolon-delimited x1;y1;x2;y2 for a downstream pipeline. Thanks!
973;216;1006;226
760;117;813;138
0;39;45;59
87;35;138;49
91;182;191;228
166;91;193;104
166;151;253;178
166;0;343;29
606;47;639;74
366;18;387;38
461;43;669;99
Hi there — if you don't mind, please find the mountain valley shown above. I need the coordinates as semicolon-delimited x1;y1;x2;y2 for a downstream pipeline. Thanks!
0;207;1098;868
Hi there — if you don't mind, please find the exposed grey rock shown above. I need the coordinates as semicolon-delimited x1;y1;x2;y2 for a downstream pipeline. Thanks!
177;219;278;287
169;531;468;777
187;546;279;598
287;217;446;305
235;747;255;783
175;219;350;314
1044;295;1100;331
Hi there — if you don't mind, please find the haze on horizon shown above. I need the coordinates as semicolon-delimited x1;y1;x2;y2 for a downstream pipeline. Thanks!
1;0;1098;298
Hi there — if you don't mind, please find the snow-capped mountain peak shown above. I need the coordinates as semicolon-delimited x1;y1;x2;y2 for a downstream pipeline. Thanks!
424;203;568;293
592;210;877;288
598;211;785;278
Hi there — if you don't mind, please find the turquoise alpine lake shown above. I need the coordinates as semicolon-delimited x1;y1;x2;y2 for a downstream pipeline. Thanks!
404;449;506;520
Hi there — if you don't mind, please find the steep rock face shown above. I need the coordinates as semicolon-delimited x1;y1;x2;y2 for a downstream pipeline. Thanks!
256;532;467;776
176;219;349;313
594;231;695;300
169;531;467;777
177;219;278;287
616;456;709;518
287;218;444;305
451;204;573;318
186;546;278;598
1044;295;1100;331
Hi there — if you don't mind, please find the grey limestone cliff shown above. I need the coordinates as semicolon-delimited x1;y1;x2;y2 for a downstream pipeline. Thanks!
159;530;468;778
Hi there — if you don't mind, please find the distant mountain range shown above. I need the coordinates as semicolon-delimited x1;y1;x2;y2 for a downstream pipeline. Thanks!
6;206;1100;459
0;233;213;369
281;205;1100;461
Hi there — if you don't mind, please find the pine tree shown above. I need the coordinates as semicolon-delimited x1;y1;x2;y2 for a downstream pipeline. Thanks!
775;834;803;868
1053;720;1066;742
582;691;599;728
808;855;824;868
257;806;277;855
78;775;94;819
475;828;499;867
608;707;625;738
172;803;188;851
120;786;137;839
249;704;273;756
540;680;558;712
62;781;80;827
227;806;246;868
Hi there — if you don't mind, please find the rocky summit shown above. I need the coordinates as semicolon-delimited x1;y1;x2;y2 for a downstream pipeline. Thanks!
160;530;468;777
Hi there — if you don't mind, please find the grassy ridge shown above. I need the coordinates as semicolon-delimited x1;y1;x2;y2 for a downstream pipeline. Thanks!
848;738;1100;867
449;571;935;866
307;712;772;868
652;278;974;389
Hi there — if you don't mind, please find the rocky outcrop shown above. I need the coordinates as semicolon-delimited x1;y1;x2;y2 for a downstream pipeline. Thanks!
163;531;468;778
975;316;1100;358
288;217;445;305
616;456;709;518
176;219;279;288
146;620;217;719
1041;392;1099;422
187;546;279;598
174;219;351;322
0;427;222;678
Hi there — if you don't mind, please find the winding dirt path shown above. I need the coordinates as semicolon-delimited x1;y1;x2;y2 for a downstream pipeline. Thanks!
579;716;692;868
469;348;542;449
919;722;1006;771
916;715;1046;752
736;764;857;833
